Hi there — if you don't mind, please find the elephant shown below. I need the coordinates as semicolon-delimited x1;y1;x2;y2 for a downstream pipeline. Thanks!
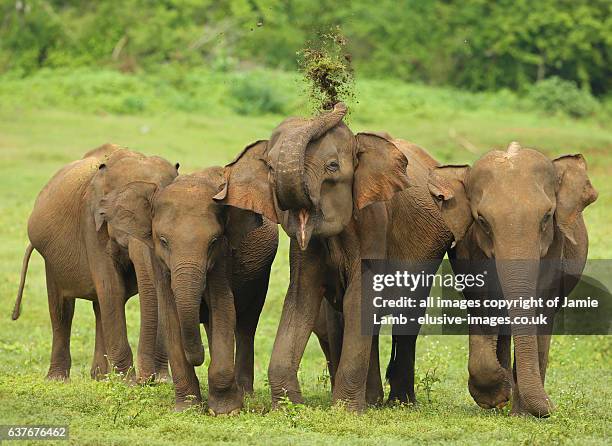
12;144;178;382
103;166;278;414
214;103;453;411
428;141;598;417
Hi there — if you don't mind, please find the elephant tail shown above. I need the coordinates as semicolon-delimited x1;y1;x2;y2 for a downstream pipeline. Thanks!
12;243;34;320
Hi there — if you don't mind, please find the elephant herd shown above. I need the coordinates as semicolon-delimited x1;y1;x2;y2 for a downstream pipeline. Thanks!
12;102;597;418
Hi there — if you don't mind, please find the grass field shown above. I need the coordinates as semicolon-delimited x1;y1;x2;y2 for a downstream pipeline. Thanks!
0;70;610;445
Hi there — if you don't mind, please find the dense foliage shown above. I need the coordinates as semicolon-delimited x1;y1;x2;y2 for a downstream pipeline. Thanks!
1;0;610;96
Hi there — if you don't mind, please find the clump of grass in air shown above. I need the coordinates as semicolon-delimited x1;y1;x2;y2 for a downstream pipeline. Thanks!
298;26;355;113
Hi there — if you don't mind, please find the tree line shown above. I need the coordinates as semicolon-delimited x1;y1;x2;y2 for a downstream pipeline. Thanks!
1;0;609;95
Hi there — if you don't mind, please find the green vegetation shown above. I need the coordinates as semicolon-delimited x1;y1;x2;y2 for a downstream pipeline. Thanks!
0;68;610;444
1;0;610;96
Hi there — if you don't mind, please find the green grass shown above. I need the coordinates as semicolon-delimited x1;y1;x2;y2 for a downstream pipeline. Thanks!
0;69;610;445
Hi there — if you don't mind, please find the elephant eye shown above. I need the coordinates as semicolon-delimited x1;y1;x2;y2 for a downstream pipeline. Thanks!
325;160;340;173
159;235;169;248
477;215;491;234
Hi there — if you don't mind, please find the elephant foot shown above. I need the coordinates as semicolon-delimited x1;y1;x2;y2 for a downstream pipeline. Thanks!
175;396;202;412
331;395;367;413
366;387;384;406
46;368;70;381
332;386;367;412
513;393;553;418
270;383;305;408
468;372;512;410
386;388;417;406
208;384;243;416
155;370;172;384
90;357;110;380
208;408;241;417
155;362;171;383
90;366;109;380
236;377;254;396
138;361;170;384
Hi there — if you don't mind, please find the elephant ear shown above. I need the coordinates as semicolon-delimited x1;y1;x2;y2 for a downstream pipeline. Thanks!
95;181;157;248
428;165;472;245
553;154;598;245
213;140;278;223
353;132;410;210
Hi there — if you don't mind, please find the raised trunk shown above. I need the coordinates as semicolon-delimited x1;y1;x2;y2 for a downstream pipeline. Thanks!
273;102;347;210
495;254;551;417
171;264;206;367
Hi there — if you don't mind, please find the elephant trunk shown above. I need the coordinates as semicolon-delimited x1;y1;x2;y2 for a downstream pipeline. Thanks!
495;250;551;417
171;263;206;367
273;102;347;211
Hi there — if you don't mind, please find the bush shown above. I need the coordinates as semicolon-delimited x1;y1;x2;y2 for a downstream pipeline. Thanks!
528;77;600;118
227;74;287;116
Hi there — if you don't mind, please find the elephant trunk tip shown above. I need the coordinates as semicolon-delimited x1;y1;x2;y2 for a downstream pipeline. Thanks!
186;344;205;367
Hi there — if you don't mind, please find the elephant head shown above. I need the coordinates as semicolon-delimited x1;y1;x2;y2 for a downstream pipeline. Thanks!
428;142;598;416
91;150;179;249
214;103;409;249
149;169;236;368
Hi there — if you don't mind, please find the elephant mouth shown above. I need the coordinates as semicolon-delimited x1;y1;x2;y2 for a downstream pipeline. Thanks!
298;209;310;250
281;208;319;251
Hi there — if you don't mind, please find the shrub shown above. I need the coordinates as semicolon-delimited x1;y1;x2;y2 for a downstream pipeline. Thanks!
528;77;600;118
227;74;287;116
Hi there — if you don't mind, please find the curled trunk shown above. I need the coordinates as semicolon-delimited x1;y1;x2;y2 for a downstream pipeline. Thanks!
272;102;347;210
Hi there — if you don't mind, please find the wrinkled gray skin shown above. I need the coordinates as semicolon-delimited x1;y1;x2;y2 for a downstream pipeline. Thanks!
112;167;278;415
13;144;177;382
216;103;453;411
429;142;598;417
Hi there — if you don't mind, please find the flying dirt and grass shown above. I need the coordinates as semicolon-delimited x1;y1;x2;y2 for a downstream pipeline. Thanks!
0;65;610;444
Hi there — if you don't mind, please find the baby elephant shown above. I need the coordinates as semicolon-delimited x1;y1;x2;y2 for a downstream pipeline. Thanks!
103;166;278;414
13;144;178;381
429;142;597;417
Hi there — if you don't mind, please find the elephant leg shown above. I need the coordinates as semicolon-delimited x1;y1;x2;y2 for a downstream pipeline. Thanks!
234;325;255;395
91;300;109;379
268;240;325;407
205;271;242;416
315;335;334;391
129;240;160;382
365;335;383;406
234;282;266;395
468;333;512;409
312;302;335;391
46;264;74;380
497;334;512;369
325;300;343;388
91;261;133;377
332;277;371;412
386;335;417;404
